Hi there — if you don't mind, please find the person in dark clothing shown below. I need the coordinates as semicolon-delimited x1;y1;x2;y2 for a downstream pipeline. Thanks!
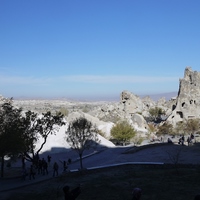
63;185;81;200
29;164;35;180
47;155;51;165
43;160;48;175
21;167;27;180
132;187;142;200
38;159;43;174
181;135;185;145
187;136;190;146
60;160;68;172
53;161;59;177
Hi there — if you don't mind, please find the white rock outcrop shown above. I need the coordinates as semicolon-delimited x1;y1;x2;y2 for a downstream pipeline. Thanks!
67;111;114;138
167;67;200;125
35;120;115;154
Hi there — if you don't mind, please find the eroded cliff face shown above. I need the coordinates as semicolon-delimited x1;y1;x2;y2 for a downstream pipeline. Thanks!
120;90;144;114
167;67;200;125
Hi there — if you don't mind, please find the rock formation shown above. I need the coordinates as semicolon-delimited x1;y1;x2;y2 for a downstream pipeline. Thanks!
5;67;200;145
6;67;200;151
167;67;200;125
120;90;144;114
66;111;114;138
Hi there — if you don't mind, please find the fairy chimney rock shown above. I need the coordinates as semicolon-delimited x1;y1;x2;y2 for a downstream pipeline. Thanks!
167;67;200;125
120;90;144;114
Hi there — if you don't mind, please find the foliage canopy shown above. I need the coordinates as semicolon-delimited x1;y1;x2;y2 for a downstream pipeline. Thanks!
22;110;65;162
148;107;166;122
0;100;27;177
66;117;100;169
156;122;173;135
0;99;65;177
185;119;200;135
110;121;136;145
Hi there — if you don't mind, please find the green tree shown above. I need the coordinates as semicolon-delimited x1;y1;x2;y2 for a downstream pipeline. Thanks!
0;100;65;177
148;107;166;122
131;135;143;146
173;121;186;136
22;111;65;163
185;119;200;135
110;121;136;146
66;117;100;169
173;119;200;139
156;122;173;136
0;100;26;177
148;123;158;134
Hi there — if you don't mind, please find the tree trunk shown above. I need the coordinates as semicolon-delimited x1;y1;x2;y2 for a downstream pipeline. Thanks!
1;155;5;178
79;153;83;169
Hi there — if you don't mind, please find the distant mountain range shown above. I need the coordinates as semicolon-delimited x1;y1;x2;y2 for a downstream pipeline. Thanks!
141;91;177;101
13;91;178;102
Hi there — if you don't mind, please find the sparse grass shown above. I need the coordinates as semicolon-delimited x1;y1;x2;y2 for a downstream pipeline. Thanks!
6;164;200;200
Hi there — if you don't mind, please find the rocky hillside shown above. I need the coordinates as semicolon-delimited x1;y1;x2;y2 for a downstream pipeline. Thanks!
2;67;200;141
9;90;172;139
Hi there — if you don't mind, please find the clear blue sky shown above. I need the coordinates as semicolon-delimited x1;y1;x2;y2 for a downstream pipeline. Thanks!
1;0;200;100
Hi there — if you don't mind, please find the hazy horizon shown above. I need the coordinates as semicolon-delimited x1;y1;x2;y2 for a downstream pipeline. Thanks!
10;91;178;102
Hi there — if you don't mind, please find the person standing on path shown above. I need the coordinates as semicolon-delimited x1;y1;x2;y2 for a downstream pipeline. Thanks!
53;161;59;177
43;159;48;175
60;160;68;172
29;164;35;180
47;155;51;166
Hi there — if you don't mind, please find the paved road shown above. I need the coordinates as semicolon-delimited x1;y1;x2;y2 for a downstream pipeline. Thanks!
68;143;200;170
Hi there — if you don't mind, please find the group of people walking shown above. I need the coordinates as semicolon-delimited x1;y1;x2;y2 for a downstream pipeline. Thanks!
21;154;70;180
178;134;194;146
